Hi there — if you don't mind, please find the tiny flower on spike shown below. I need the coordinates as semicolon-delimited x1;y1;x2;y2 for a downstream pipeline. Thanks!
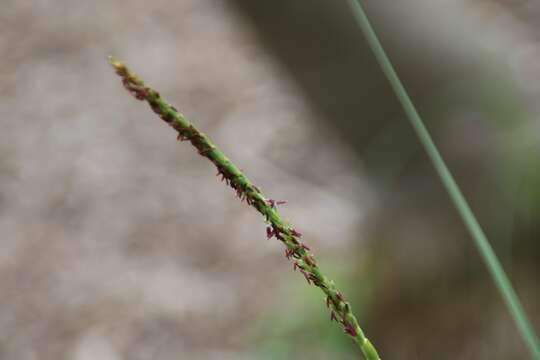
300;269;312;285
291;228;302;237
308;273;320;285
304;255;316;267
267;199;287;208
266;226;274;239
343;322;358;337
285;248;295;260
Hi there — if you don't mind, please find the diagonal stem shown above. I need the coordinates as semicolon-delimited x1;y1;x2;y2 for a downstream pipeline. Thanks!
108;57;381;360
347;1;540;358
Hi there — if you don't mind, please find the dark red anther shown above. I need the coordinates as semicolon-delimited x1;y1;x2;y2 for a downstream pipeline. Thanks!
304;255;317;266
197;146;208;156
293;262;299;271
236;189;243;199
336;292;344;302
300;270;312;285
266;226;274;240
285;248;295;260
291;229;302;237
267;199;287;208
330;311;337;322
216;172;230;185
150;102;161;114
300;243;310;251
135;87;149;100
122;78;136;95
160;113;171;123
308;273;319;284
343;322;358;337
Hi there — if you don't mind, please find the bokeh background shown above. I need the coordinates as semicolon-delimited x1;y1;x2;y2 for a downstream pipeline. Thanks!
1;0;539;359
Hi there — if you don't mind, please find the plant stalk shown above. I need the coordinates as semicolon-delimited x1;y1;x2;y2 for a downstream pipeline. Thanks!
347;1;540;358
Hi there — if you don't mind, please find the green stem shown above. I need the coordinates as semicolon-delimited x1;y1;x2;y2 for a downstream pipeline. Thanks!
347;1;540;358
108;57;381;360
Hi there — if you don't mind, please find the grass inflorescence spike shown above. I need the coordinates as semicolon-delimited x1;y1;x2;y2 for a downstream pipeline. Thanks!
108;56;382;360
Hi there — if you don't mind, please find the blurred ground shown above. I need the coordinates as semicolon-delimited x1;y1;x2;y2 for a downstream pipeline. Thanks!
1;0;539;359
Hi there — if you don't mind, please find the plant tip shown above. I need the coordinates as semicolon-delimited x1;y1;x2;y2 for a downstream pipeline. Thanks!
107;56;125;71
